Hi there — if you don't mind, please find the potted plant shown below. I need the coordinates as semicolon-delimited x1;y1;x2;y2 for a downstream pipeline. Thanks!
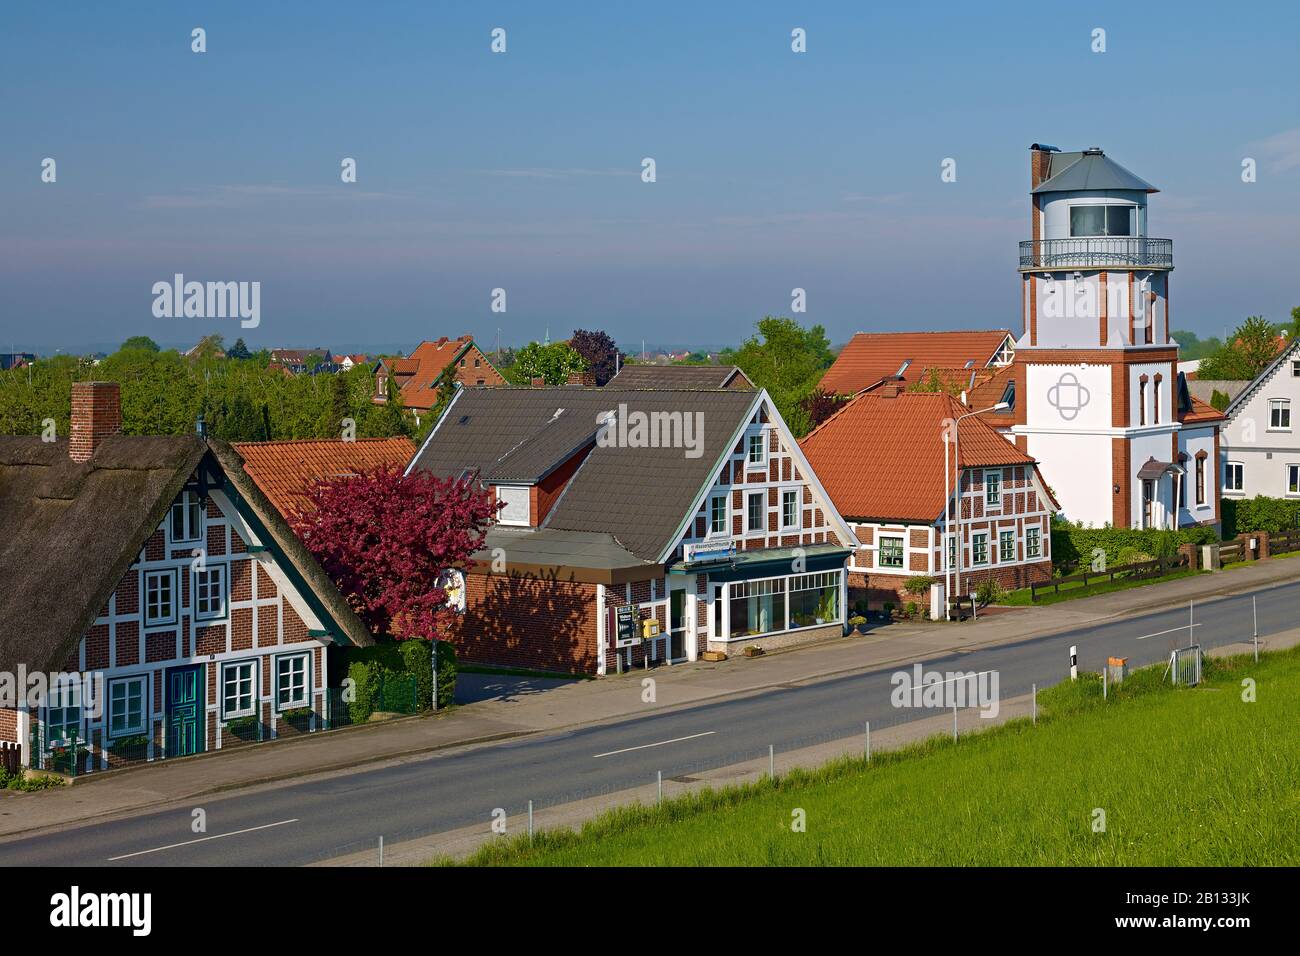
743;644;765;658
848;613;868;634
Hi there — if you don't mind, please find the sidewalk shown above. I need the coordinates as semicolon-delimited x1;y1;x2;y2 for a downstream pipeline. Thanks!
2;555;1296;841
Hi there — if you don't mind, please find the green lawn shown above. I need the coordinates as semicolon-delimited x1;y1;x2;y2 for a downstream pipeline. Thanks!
452;648;1300;866
998;567;1203;606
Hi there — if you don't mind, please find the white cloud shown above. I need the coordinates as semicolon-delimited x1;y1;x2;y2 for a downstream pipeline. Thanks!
1248;128;1300;173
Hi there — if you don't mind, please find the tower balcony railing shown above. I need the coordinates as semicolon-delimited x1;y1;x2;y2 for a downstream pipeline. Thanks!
1018;237;1173;271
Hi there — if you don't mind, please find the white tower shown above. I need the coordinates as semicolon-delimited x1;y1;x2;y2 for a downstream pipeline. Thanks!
1011;144;1220;531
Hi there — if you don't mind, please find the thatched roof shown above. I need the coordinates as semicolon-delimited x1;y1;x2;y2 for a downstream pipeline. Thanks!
0;434;373;676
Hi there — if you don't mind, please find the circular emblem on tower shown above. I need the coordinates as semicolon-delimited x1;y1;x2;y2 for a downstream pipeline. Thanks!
1047;372;1091;421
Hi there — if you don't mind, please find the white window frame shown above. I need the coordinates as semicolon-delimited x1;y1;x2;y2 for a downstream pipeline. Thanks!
1224;461;1244;494
780;488;800;531
275;652;311;712
143;568;178;626
1269;399;1291;432
999;529;1016;563
985;470;1002;507
170;489;204;544
107;675;147;738
46;681;82;748
972;532;989;566
746;431;767;469
708;495;728;537
1026;526;1042;559
221;660;258;720
746;491;765;532
878;535;904;569
193;563;228;621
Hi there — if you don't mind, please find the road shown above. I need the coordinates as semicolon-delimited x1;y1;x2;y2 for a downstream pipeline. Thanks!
1;579;1292;866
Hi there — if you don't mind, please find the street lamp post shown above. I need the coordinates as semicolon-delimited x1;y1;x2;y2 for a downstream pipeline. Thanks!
948;401;1009;616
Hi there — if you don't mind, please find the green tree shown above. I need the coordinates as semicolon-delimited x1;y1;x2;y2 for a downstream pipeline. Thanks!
120;336;160;353
227;338;252;360
731;316;835;436
1198;316;1280;380
514;341;587;385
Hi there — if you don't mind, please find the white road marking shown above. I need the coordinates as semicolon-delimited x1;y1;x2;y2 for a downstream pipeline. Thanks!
593;731;716;759
1136;623;1201;641
107;818;299;861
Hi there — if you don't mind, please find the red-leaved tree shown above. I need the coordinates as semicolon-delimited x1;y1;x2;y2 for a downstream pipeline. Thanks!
290;465;499;641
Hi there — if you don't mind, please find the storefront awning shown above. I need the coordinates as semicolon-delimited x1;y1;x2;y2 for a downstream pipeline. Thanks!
667;543;852;582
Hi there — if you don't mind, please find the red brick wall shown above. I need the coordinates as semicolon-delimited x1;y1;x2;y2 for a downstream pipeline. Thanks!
452;571;599;674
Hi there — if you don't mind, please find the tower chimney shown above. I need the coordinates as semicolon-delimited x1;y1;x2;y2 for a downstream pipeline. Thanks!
69;381;122;463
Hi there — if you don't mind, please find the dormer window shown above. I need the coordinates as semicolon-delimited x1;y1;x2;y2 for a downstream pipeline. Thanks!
1069;205;1134;238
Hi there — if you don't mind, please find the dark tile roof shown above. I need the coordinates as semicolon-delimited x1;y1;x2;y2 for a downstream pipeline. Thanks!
1033;148;1158;194
607;364;753;390
0;435;373;674
411;386;761;561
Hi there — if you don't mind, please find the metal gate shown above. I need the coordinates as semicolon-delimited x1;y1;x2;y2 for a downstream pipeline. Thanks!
1167;644;1202;686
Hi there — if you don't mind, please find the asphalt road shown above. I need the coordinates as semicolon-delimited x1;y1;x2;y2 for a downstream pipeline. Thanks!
2;579;1292;866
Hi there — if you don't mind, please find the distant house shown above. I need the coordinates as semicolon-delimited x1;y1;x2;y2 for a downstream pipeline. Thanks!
1219;339;1300;502
800;388;1056;609
407;385;857;675
233;437;417;518
331;353;371;371
0;383;374;775
0;352;36;371
819;330;1015;396
607;364;754;390
269;348;336;375
373;336;506;419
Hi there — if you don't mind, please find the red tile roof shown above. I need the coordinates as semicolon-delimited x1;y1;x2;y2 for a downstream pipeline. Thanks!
799;391;1036;522
1180;395;1226;425
820;330;1012;396
232;437;417;520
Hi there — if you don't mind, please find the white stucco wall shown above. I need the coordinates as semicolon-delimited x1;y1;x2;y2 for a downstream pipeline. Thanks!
1222;346;1300;500
1024;431;1112;526
1025;363;1112;430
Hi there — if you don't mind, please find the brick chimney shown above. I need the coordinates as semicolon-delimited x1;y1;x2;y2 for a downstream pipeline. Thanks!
877;383;904;398
70;381;122;463
1029;144;1058;246
530;376;546;387
566;371;596;387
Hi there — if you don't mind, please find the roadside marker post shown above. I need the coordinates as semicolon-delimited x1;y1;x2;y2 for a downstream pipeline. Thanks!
1032;683;1037;725
769;744;775;781
1103;666;1108;700
1069;645;1078;681
865;721;871;762
952;701;958;742
657;770;662;804
378;836;383;867
1253;596;1259;663
528;800;534;841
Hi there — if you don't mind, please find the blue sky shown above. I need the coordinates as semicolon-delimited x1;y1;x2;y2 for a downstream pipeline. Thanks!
3;0;1298;354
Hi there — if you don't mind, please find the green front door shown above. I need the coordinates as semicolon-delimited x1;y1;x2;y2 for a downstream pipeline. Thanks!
166;664;204;758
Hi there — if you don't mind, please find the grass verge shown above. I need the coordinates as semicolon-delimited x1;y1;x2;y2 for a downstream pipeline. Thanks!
998;568;1203;606
443;647;1299;866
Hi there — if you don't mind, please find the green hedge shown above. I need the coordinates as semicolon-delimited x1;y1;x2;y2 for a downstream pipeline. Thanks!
1222;497;1300;538
1050;519;1218;573
339;640;457;724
